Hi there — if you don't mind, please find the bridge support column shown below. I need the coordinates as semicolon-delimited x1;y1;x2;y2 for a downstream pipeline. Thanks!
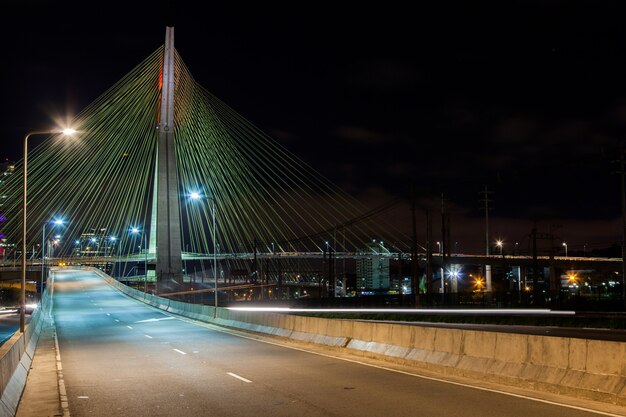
155;26;183;292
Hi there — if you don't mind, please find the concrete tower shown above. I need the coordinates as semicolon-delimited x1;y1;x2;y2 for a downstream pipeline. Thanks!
154;26;183;291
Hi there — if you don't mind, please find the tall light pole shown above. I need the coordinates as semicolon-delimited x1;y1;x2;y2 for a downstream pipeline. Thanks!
562;242;568;257
130;227;147;292
211;196;217;315
189;191;218;315
108;236;117;257
22;128;75;332
496;240;504;256
41;219;64;295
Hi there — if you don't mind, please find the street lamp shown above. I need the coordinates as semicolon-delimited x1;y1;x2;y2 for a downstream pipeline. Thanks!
130;227;147;292
562;242;568;257
496;240;504;256
189;191;218;315
22;128;75;333
41;218;64;296
436;241;441;254
108;236;117;257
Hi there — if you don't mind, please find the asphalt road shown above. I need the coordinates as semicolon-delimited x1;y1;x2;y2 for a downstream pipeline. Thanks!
53;269;619;417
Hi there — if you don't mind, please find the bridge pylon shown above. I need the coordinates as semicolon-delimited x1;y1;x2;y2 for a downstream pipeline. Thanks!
153;26;183;292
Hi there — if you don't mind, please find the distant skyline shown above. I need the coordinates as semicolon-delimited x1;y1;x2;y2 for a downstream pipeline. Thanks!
2;1;626;253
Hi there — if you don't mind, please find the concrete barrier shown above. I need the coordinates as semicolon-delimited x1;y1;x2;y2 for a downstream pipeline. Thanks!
91;268;626;406
0;277;52;417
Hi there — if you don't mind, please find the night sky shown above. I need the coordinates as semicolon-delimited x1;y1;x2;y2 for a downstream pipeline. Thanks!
2;1;626;254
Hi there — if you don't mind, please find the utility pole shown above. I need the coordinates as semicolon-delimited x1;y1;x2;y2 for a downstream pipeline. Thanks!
425;209;432;295
531;222;539;302
411;185;419;305
252;238;258;284
440;193;447;296
612;144;626;306
327;244;335;298
479;186;494;292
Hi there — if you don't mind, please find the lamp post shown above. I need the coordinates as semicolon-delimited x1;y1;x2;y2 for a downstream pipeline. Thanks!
130;227;147;292
496;240;504;256
211;197;217;315
108;236;117;257
22;129;75;333
189;191;218;315
562;242;568;257
41;219;64;295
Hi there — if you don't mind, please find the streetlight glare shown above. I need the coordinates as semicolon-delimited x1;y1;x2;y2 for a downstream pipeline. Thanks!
53;219;64;225
131;227;140;234
61;128;76;135
190;191;201;200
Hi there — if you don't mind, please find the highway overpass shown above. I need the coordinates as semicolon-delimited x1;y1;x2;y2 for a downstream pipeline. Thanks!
11;268;625;416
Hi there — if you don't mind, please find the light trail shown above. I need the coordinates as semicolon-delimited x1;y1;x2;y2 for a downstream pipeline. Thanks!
226;307;576;316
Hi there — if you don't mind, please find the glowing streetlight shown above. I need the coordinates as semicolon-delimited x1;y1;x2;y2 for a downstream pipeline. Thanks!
562;242;568;257
75;239;82;257
189;191;218;316
130;227;147;292
41;218;64;296
22;128;75;333
496;240;504;256
108;236;117;257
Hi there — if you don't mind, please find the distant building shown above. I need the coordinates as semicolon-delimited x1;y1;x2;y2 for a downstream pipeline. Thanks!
356;241;390;293
0;160;14;259
76;230;116;257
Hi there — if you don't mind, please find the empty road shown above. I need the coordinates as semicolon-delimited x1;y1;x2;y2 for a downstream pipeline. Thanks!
52;269;621;417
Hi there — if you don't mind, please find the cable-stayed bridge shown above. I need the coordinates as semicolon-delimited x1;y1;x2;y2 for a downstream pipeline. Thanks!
0;27;411;294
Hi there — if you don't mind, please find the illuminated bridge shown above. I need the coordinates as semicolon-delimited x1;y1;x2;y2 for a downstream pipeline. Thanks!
0;27;621;302
0;27;411;295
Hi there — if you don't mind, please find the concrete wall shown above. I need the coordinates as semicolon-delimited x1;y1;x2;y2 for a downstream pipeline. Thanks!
0;281;51;417
93;268;626;406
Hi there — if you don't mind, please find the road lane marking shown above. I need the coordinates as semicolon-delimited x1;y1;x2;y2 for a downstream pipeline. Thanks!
105;274;621;417
126;326;133;329
227;372;252;383
114;319;119;322
135;317;176;323
54;324;71;417
144;334;153;339
180;319;624;417
106;313;110;316
173;349;187;355
77;396;89;399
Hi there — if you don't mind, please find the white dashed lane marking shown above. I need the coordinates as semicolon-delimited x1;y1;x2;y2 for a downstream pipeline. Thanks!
227;373;252;383
173;349;187;355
